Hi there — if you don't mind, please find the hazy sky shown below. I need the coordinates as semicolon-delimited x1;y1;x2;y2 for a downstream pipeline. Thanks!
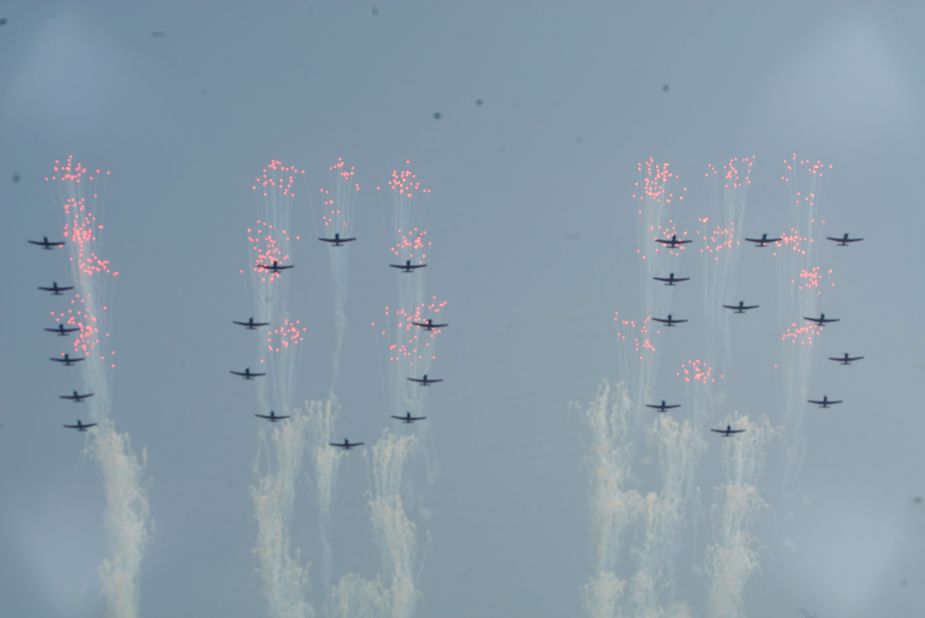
1;2;924;617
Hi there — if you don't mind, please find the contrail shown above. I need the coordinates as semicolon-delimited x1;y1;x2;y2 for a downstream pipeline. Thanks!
251;410;314;618
707;415;773;618
46;156;151;618
306;398;343;593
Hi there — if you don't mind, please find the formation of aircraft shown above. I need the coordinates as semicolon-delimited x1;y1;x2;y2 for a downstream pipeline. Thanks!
828;353;863;365
408;374;443;386
411;318;448;331
258;260;294;273
711;425;746;437
45;324;80;336
391;411;426;424
233;317;269;330
330;438;364;450
63;419;97;432
722;301;759;314
38;281;73;295
28;236;65;249
808;395;842;408
654;234;691;249
60;390;93;402
804;313;839;326
827;233;863;246
255;411;290;422
646;400;680;413
230;367;266;380
652;314;687;327
318;233;356;246
744;233;780;247
390;259;426;272
50;353;84;366
652;272;689;286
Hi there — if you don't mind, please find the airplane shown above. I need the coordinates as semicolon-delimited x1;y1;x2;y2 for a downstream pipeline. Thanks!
744;233;780;247
330;438;364;450
408;374;443;386
38;281;73;295
411;318;448;331
63;419;97;432
258;260;294;273
230;367;266;380
50;353;84;366
804;313;839;326
28;236;65;250
318;233;356;246
646;400;680;413
827;233;863;246
60;390;93;403
233;317;270;330
255;411;290;422
711;424;746;437
654;234;691;249
828;353;864;365
651;314;687;327
652;273;690;286
390;259;426;273
722;301;759;314
808;395;842;408
45;324;80;336
391;411;427;424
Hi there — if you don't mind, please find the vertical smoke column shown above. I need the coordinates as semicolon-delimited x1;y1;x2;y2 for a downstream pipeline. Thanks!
246;160;317;618
306;398;342;594
706;415;773;618
45;156;151;618
579;381;645;618
775;154;833;480
317;157;360;393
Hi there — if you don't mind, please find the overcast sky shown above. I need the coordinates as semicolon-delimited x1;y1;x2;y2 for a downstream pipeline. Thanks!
1;2;924;617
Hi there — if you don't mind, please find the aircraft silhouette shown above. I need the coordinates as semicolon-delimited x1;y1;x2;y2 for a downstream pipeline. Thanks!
652;272;689;286
826;233;863;246
28;236;65;250
407;374;443;386
646;400;680;413
391;411;427;424
318;233;356;246
38;281;73;295
723;301;759;314
804;313;839;326
60;390;93;402
808;395;842;408
63;419;97;432
330;438;364;450
711;424;746;437
411;318;448;331
390;259;426;273
45;324;80;336
50;353;84;366
233;317;270;330
828;353;863;365
744;233;780;247
654;234;690;249
230;367;266;380
255;411;290;422
259;260;294;273
652;314;687;327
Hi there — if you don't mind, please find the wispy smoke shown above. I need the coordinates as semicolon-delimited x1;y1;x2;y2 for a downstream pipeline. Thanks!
707;415;773;618
251;410;314;618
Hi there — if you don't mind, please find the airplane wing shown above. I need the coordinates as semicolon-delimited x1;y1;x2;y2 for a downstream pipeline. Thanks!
728;429;745;433
28;240;44;246
674;277;690;282
429;379;444;383
848;355;864;361
654;239;672;245
743;305;759;310
829;400;843;405
407;377;424;383
276;415;290;419
710;429;726;434
64;423;97;429
721;305;738;310
230;371;246;376
255;414;273;419
651;318;668;324
318;237;336;243
673;319;688;323
677;239;691;244
250;372;266;377
349;441;364;447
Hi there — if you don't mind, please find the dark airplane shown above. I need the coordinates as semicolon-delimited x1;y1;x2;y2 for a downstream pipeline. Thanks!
330;438;364;450
45;324;80;336
391;411;427;424
646;400;680;413
60;390;93;403
38;281;73;295
654;234;691;249
711;424;746;437
808;395;842;408
318;233;356;246
28;236;65;250
827;233;863;246
408;374;443;386
230;367;266;380
63;419;97;432
255;411;290;422
233;317;270;330
258;260;294;273
744;233;780;247
723;301;759;314
828;353;864;365
411;318;448;331
50;353;84;366
390;259;426;273
804;313;839;326
652;272;690;286
652;314;687;327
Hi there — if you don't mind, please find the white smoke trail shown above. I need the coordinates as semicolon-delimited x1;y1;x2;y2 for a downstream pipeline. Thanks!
327;573;388;618
46;157;151;618
369;431;420;618
305;399;343;592
706;415;773;618
251;410;314;618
